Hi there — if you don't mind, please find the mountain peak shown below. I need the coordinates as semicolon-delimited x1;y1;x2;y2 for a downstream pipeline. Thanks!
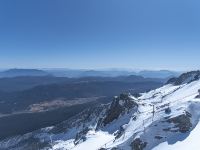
102;93;138;126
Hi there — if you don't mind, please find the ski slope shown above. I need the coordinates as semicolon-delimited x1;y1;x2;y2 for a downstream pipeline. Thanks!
51;79;200;150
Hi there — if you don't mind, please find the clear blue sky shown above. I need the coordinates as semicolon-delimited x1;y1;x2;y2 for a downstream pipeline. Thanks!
0;0;200;70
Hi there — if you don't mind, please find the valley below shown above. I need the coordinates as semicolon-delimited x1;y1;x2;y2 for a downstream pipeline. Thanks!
0;73;163;142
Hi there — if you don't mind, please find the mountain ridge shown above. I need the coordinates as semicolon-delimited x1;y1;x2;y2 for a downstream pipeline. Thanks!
0;68;180;79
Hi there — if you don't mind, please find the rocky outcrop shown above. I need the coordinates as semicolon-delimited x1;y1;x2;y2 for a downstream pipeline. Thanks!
195;89;200;98
165;107;171;114
74;127;90;145
114;126;125;139
167;112;192;133
103;93;138;126
167;71;200;85
131;138;147;150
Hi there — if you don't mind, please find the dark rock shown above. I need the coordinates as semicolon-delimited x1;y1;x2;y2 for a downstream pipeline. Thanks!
164;116;171;120
131;138;147;150
103;93;138;126
132;93;141;98
166;77;177;85
195;89;200;98
114;126;125;139
155;135;163;140
165;107;171;114
132;115;137;121
167;112;192;133
74;127;90;145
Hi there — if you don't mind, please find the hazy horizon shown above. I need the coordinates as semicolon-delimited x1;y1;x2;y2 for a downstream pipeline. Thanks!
0;67;188;73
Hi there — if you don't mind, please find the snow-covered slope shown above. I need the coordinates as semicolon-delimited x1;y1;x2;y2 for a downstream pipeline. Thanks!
1;71;200;150
153;120;200;150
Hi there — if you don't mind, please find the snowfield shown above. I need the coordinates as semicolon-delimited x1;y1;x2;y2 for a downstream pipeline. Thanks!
52;131;114;150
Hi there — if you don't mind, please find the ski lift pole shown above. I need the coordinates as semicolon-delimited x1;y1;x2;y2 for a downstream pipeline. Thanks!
143;120;145;133
50;135;53;147
152;105;155;122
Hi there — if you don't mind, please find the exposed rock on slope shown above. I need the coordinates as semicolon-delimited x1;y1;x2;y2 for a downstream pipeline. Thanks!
103;93;138;126
167;70;200;85
167;111;192;133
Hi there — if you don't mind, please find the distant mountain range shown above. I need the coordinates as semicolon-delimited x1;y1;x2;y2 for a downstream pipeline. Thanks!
0;69;50;77
0;75;166;92
0;68;181;78
137;70;180;78
45;69;181;78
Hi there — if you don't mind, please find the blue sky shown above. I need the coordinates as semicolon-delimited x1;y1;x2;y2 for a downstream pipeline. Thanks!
0;0;200;70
